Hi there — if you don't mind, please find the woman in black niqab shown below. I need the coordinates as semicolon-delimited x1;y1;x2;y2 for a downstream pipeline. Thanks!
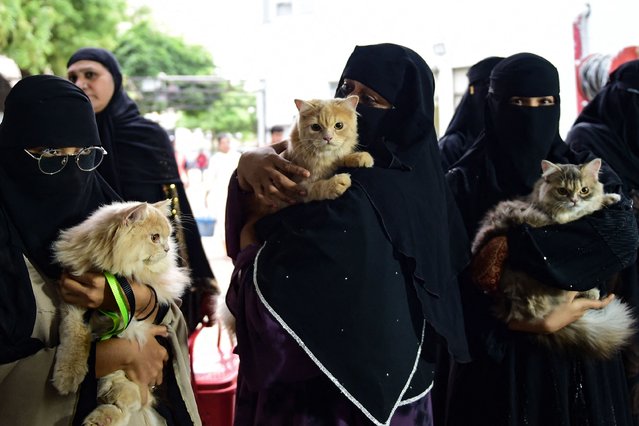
67;48;218;332
566;59;639;424
225;43;470;425
0;75;118;423
445;53;638;426
438;56;503;170
0;75;117;279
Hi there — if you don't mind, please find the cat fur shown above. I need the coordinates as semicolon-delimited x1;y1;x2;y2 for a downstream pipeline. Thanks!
472;158;634;359
52;200;191;426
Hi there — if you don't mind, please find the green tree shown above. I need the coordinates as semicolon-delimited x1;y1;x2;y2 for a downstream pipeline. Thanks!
0;0;125;75
114;11;213;77
178;86;257;139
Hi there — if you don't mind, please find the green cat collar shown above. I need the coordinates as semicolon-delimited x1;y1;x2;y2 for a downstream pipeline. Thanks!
99;271;131;340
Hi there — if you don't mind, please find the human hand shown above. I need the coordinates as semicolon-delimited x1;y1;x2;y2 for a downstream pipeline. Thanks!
237;143;310;206
59;271;116;310
508;292;615;334
96;325;169;405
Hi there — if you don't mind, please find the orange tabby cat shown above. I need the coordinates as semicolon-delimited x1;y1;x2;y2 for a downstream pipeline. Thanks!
239;96;373;250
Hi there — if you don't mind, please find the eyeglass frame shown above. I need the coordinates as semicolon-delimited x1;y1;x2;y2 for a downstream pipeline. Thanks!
23;146;108;175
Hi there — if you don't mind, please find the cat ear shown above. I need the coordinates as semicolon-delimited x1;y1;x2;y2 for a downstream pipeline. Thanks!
294;99;314;113
344;95;359;109
124;202;149;226
541;160;561;179
581;158;602;179
152;199;172;217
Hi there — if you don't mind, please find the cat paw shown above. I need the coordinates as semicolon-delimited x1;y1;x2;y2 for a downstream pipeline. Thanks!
52;363;88;394
328;173;352;198
83;404;126;426
603;193;621;206
343;152;374;168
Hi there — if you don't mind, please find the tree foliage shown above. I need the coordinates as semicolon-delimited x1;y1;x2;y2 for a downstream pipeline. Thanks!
0;0;125;75
114;10;214;77
178;87;257;138
0;2;256;136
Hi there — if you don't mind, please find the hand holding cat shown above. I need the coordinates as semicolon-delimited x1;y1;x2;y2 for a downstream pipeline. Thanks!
95;325;169;405
237;142;309;206
508;291;615;334
59;271;114;310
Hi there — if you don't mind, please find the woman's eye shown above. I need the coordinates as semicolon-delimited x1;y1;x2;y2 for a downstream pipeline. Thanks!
334;122;343;130
310;124;322;131
151;233;160;243
68;74;77;83
580;187;590;195
510;98;524;106
85;71;95;80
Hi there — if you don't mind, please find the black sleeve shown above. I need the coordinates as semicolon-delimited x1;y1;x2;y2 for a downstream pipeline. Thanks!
507;198;638;291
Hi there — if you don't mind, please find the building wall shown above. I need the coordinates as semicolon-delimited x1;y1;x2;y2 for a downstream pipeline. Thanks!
134;0;639;142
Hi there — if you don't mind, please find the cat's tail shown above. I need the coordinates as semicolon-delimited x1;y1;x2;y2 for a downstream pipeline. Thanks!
541;298;636;359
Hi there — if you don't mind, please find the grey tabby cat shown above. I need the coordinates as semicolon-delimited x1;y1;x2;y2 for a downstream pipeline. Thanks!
473;158;635;358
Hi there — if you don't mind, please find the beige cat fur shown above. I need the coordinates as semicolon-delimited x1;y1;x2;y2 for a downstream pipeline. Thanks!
52;200;191;426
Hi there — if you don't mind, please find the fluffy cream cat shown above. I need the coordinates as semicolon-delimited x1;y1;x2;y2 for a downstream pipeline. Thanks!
52;200;190;426
473;158;635;358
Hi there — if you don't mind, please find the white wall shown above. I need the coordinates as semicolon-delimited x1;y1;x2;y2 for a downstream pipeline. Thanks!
133;0;639;141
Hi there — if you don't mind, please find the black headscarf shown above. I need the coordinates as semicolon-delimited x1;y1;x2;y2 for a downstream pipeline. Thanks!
67;48;180;197
251;44;470;424
0;75;119;278
438;56;503;170
447;52;637;292
448;53;576;236
568;59;639;194
0;76;118;369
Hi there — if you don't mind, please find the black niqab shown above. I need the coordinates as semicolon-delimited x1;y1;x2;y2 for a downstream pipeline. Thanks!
438;56;503;169
252;44;470;424
568;59;639;193
0;75;118;278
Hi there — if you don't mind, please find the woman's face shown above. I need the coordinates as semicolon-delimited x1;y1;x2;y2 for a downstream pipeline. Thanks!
67;60;115;113
339;79;393;109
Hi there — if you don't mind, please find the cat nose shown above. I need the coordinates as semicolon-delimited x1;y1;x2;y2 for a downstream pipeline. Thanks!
323;135;332;143
163;245;170;252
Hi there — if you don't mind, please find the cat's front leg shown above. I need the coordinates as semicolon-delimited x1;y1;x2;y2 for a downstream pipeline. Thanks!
84;370;149;426
305;173;351;201
340;152;374;168
52;303;92;394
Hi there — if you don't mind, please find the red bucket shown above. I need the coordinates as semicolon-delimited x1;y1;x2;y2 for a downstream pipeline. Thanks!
188;323;239;426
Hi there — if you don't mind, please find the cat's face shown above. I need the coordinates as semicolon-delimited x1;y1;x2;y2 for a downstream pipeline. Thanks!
538;158;603;211
292;96;359;154
117;200;173;267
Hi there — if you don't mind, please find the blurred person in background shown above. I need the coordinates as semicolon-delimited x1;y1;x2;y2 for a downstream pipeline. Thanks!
438;56;503;170
269;125;285;145
566;59;639;424
66;47;219;332
205;133;240;251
